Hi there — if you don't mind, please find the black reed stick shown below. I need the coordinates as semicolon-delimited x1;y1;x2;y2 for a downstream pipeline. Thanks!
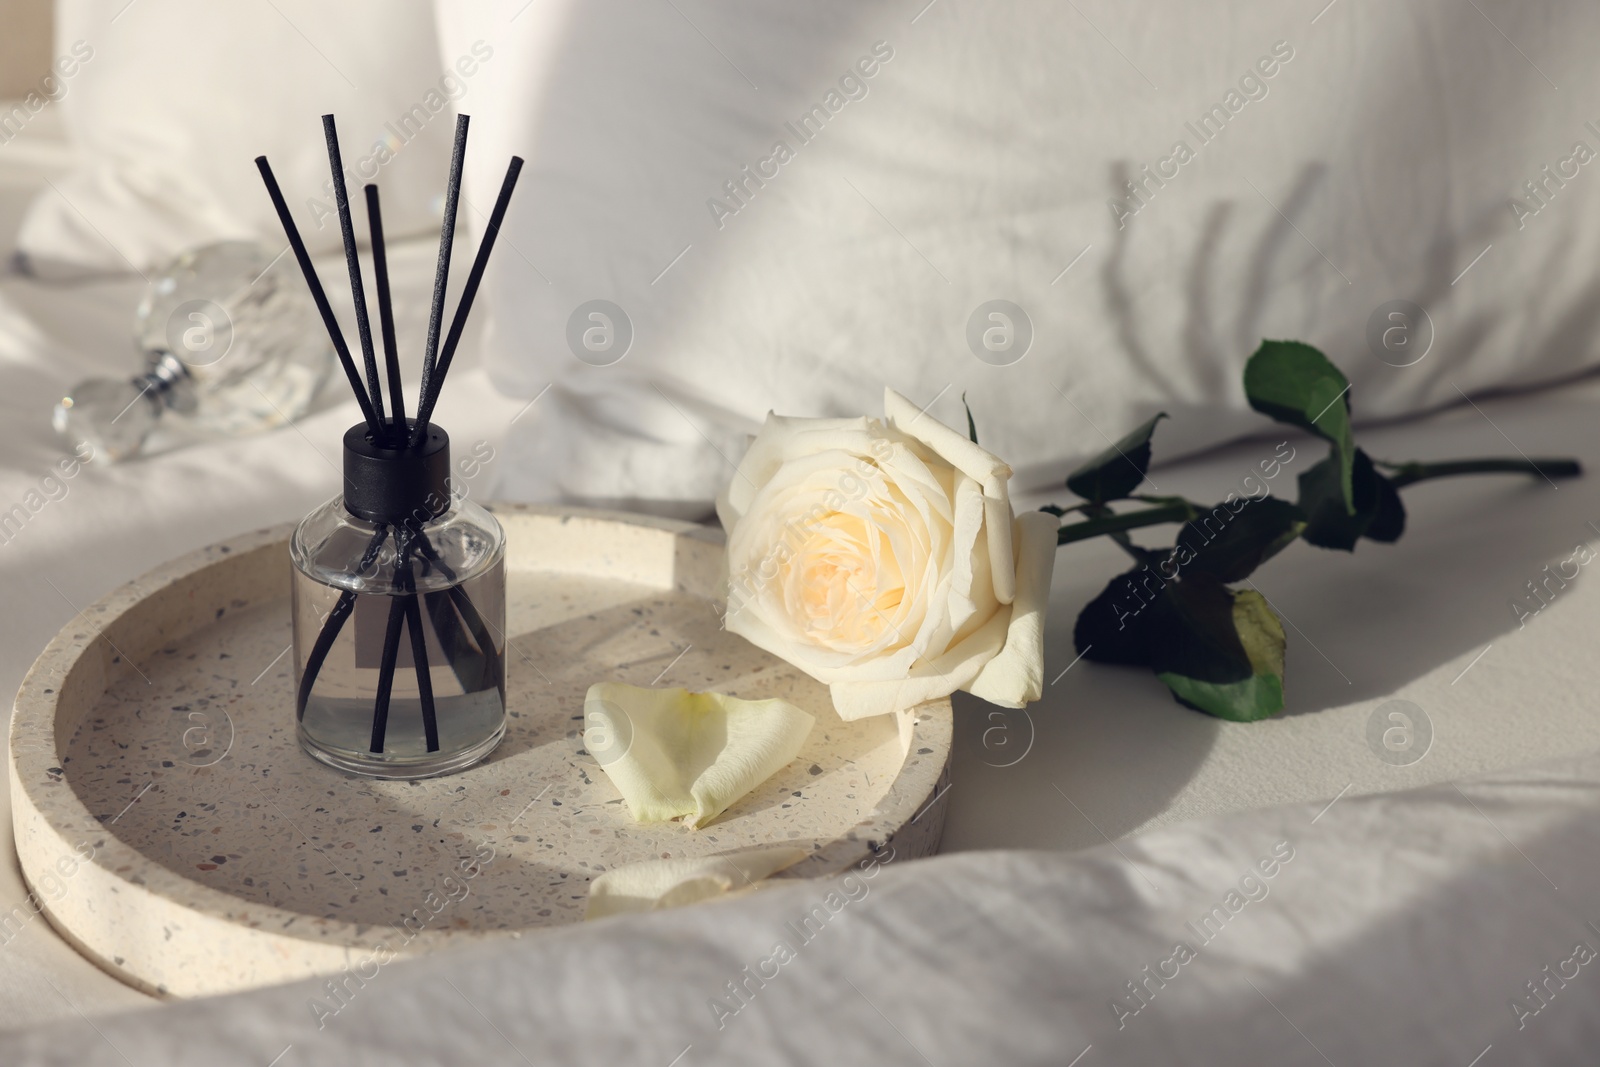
410;156;524;445
296;592;354;723
254;156;380;433
416;534;505;700
322;115;386;426
368;590;408;753
414;531;503;696
296;524;391;721
422;590;473;689
415;114;470;437
367;531;440;755
364;184;405;444
271;113;522;763
419;586;497;695
404;595;440;751
397;526;440;751
448;585;504;701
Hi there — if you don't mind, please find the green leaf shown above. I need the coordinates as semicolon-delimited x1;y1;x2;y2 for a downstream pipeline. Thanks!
1243;341;1355;510
1152;580;1286;722
1171;497;1305;582
1365;472;1406;542
1066;413;1167;504
1072;565;1168;668
1297;448;1404;549
1072;567;1288;719
962;391;979;445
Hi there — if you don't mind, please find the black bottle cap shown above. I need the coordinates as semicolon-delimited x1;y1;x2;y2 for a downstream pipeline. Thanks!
341;421;451;525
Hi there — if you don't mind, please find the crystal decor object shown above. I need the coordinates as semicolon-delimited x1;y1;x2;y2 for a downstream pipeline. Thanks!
52;240;334;461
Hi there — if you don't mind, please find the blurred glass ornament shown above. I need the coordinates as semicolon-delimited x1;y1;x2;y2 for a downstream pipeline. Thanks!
53;241;334;461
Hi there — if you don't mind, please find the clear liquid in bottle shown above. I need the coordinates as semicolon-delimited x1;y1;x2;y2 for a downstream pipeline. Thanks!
290;495;507;779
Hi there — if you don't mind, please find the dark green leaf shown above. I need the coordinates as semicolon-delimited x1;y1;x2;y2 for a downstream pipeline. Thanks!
1243;340;1355;510
962;391;979;445
1297;448;1403;549
1072;565;1171;668
1171;497;1305;582
1073;566;1288;719
1066;413;1167;504
1151;580;1286;722
1365;472;1406;542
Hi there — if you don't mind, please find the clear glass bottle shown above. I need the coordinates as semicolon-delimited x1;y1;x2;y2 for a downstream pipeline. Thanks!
290;423;507;778
53;241;333;462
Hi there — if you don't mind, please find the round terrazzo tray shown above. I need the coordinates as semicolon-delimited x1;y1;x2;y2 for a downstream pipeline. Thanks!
10;504;952;999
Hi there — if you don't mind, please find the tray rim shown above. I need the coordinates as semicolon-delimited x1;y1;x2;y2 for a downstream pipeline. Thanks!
10;503;952;997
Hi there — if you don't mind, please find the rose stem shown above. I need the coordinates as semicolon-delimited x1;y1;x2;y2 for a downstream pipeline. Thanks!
1054;501;1197;547
1379;457;1583;489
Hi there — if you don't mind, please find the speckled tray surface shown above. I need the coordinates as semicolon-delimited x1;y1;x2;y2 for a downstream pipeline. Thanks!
10;504;952;998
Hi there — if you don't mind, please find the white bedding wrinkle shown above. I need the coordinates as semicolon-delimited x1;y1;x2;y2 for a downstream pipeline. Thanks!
2;5;1600;1055
705;844;896;1034
0;441;94;548
0;40;92;147
1509;930;1600;1033
705;39;895;233
1109;840;1296;1032
301;39;498;232
17;0;454;272
7;757;1600;1064
437;1;1600;511
1111;39;1297;231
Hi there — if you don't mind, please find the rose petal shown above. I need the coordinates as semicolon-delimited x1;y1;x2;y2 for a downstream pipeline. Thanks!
585;683;814;828
829;605;1012;720
883;388;1018;604
584;846;807;920
717;415;876;526
940;474;990;638
966;511;1058;707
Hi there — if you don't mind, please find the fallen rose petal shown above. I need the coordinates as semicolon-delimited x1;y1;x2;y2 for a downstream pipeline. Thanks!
584;846;808;920
584;682;815;828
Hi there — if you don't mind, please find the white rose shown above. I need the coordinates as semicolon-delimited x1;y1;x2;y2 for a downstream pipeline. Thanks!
716;388;1057;720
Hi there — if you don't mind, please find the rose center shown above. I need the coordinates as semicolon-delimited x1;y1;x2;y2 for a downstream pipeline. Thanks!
778;512;904;651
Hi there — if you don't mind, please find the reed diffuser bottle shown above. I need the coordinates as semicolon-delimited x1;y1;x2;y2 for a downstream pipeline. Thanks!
290;425;507;777
259;113;522;778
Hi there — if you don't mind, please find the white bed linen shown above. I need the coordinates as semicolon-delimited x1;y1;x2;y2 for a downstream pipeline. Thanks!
4;749;1600;1065
438;0;1600;511
17;0;455;274
4;91;1600;1061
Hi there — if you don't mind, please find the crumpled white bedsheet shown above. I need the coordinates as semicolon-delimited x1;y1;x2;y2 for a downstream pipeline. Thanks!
4;748;1600;1066
5;85;1600;1063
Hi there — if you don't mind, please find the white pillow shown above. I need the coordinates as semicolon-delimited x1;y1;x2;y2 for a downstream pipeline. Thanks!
17;0;468;273
441;2;1600;512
